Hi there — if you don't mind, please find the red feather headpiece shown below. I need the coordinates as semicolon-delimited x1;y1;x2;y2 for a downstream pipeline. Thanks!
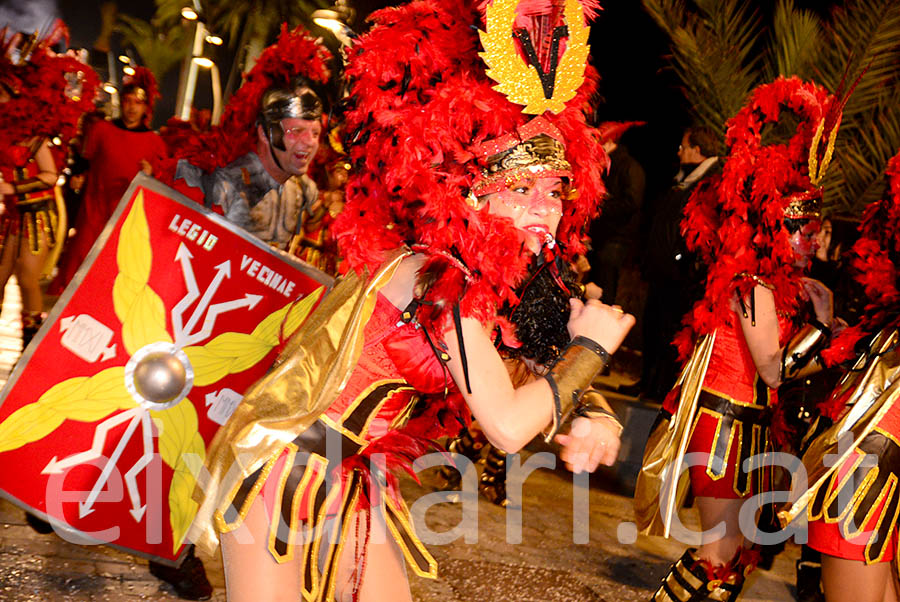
0;21;99;156
121;65;160;125
157;24;331;179
674;76;841;358
821;149;900;367
333;0;608;333
597;120;645;144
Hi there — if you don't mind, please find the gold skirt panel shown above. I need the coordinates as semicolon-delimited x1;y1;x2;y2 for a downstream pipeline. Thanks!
0;194;60;256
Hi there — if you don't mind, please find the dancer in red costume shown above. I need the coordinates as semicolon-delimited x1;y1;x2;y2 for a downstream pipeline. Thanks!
51;66;166;294
779;150;900;602
635;77;849;601
0;24;98;345
187;2;633;601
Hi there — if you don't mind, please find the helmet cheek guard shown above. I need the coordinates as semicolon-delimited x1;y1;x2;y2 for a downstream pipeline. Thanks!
266;121;287;151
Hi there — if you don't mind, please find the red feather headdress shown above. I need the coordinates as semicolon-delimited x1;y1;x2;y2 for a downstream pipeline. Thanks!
157;24;331;180
597;120;645;144
0;21;99;158
674;76;841;358
333;0;608;334
821;149;900;368
121;65;160;125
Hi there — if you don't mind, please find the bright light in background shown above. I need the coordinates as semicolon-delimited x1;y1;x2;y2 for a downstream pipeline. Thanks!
313;14;342;33
51;137;62;146
205;34;223;46
181;6;199;20
311;4;357;47
102;83;117;94
192;56;214;68
123;66;136;76
118;55;131;64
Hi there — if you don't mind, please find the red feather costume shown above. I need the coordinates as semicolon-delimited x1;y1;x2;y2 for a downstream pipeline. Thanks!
658;77;839;498
156;24;332;200
793;149;900;565
0;23;99;262
636;77;846;601
189;2;610;599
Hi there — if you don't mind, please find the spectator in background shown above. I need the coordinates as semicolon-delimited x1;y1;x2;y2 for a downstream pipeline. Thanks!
622;125;720;400
50;66;167;294
587;121;646;305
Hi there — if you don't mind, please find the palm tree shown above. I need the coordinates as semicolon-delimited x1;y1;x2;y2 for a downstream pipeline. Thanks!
643;0;900;214
115;13;192;83
155;0;329;99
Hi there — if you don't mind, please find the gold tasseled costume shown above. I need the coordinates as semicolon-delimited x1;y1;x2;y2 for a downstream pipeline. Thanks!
189;250;437;601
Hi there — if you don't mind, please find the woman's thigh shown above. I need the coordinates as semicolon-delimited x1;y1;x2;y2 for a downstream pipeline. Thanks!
821;554;894;602
334;509;412;602
220;496;304;602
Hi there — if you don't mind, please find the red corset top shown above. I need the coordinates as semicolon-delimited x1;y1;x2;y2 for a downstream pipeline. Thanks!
324;293;453;440
702;312;793;406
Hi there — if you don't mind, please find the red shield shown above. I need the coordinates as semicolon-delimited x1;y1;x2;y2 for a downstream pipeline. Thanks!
0;173;332;564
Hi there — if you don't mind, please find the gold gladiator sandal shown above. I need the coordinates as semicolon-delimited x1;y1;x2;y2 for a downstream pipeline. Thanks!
652;548;757;602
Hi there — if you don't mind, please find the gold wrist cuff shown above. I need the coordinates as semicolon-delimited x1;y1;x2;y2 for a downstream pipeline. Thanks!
781;323;829;382
13;177;49;195
543;336;609;442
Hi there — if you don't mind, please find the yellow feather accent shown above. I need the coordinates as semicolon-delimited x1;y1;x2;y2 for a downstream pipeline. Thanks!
115;191;152;292
816;122;840;185
808;118;825;186
152;400;205;552
0;368;137;452
252;286;324;345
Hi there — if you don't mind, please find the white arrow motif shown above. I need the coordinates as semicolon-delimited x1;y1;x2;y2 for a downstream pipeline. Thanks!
181;294;263;347
79;409;144;518
59;316;76;332
100;344;117;362
124;412;155;522
175;260;231;348
42;407;142;474
171;244;200;343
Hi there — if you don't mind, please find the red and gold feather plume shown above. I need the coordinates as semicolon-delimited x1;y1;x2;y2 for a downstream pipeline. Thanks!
334;0;608;335
0;21;99;158
674;77;841;358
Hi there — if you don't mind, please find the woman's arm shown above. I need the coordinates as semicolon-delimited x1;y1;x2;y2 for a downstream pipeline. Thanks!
33;139;58;187
0;139;57;197
442;299;633;453
738;280;833;389
737;284;782;388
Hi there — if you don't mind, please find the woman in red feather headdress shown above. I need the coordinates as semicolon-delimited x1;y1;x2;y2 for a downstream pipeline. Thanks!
0;23;98;346
634;76;847;601
775;150;900;602
188;1;634;600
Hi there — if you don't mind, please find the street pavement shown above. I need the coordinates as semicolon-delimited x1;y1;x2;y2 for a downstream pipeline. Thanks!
0;464;802;601
0;280;803;601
